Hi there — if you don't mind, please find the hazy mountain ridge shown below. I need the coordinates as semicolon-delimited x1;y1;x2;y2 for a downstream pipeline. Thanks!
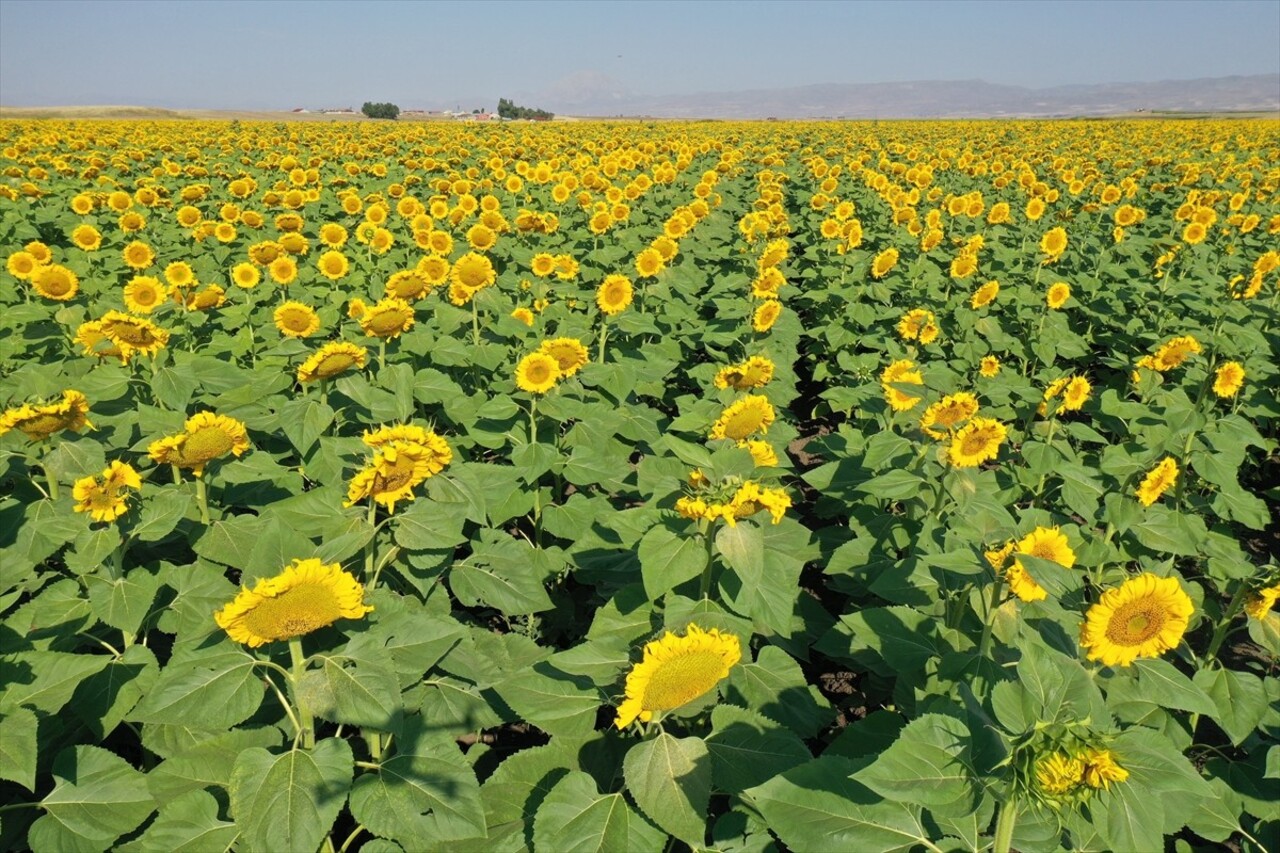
534;74;1280;118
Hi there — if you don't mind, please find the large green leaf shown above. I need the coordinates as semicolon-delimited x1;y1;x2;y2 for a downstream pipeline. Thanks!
532;771;666;853
856;713;979;817
1193;667;1267;746
0;651;111;715
31;746;155;851
128;645;264;729
638;522;708;599
705;704;811;794
746;754;932;853
623;732;712;846
348;719;486;844
229;738;353;853
492;663;601;738
0;705;37;791
117;789;238;853
297;652;403;731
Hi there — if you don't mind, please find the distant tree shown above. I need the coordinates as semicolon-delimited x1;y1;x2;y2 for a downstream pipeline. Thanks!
497;97;554;120
361;102;400;120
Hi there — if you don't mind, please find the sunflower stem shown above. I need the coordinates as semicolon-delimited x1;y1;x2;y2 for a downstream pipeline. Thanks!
171;463;182;485
378;339;386;370
992;789;1019;853
977;574;1005;663
529;395;538;445
1203;582;1247;667
598;317;608;364
365;730;383;762
194;475;210;525
698;520;716;600
471;298;480;346
288;637;315;749
364;498;378;584
1034;416;1058;503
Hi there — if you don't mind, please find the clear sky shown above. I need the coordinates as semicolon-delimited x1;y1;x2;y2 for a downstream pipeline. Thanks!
1;0;1277;110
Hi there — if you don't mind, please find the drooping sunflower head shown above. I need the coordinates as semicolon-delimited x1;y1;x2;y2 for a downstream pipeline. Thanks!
214;558;373;648
344;441;438;512
0;389;94;442
274;301;321;338
384;270;431;301
539;337;589;378
614;624;741;728
871;247;900;279
710;394;776;442
148;411;251;477
98;310;170;359
596;274;634;316
297;341;369;384
971;279;1000;309
1080;572;1194;667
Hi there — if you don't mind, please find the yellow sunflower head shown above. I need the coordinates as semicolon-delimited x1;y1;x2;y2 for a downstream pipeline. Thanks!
1136;457;1178;507
1047;282;1071;309
516;352;562;395
297;341;369;384
32;264;79;301
539;337;589;378
0;390;94;442
753;299;783;333
597;274;634;316
710;394;775;442
881;359;924;412
1080;572;1194;667
1213;362;1245;398
274;301;321;338
614;624;741;728
344;441;438;512
947;417;1007;468
214;558;373;648
123;276;166;315
148;411;251;477
359;298;416;340
72;460;142;523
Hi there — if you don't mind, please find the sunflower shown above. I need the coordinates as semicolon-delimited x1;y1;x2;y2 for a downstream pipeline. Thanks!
0;390;93;441
593;274;634;316
1152;335;1201;371
751;267;786;299
947;417;1006;468
714;356;776;391
74;320;123;361
184;284;226;312
614;624;741;728
652;236;678;262
1060;376;1092;412
297;341;368;383
317;250;349;281
635;247;665;279
1040;227;1068;261
362;424;452;471
249;241;282;266
1047;282;1071;309
1213;362;1245;398
967;279;1000;309
1080;572;1194;667
897;308;938;343
97;310;170;359
1036;752;1084;797
950;253;978;279
122;240;155;270
450;251;496;294
1136;457;1178;507
274;302;320;338
515;352;561;394
920;392;979;440
726;481;791;525
231;262;261;289
980;356;1001;377
710;395;775;442
466;223;497;252
870;247;899;279
753;300;783;333
214;558;373;648
539;337;589;378
359;298;415;339
1004;526;1075;602
1182;221;1207;245
148;412;251;477
385;270;431;301
269;256;298;286
416;254;451;287
319;223;348;247
31;264;79;301
531;253;557;278
345;441;438;511
1244;583;1280;621
164;261;196;288
743;440;778;467
881;359;924;412
123;276;166;314
72;460;142;523
758;238;789;270
6;250;39;280
1079;748;1129;790
72;224;102;251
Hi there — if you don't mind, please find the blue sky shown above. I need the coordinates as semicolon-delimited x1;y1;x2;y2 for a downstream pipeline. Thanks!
1;0;1277;109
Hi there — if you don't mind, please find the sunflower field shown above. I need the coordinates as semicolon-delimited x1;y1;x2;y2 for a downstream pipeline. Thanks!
0;117;1278;853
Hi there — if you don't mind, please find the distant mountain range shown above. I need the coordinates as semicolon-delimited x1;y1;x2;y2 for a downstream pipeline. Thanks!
523;73;1279;118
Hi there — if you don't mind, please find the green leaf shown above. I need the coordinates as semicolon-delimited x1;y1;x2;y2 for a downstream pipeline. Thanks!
42;436;106;484
279;397;334;456
85;570;159;637
117;789;238;853
1133;659;1216;715
0;652;111;715
229;738;353;853
492;663;601;739
639;522;708;599
723;645;834;738
855;469;924;501
481;743;575;848
1131;506;1207;556
623;732;711;845
128;645;265;729
705;704;811;794
1193;667;1267;746
297;653;403;731
150;366;197;409
747;754;931;853
146;726;283;801
0;706;37;791
450;534;555;615
822;605;940;673
1100;779;1166;853
33;745;155;849
348;718;486;844
132;487;192;542
717;520;802;636
65;526;121;576
532;770;665;853
393;497;468;551
856;714;978;817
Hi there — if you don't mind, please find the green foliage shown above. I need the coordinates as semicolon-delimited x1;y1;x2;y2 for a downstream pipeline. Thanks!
361;101;400;120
